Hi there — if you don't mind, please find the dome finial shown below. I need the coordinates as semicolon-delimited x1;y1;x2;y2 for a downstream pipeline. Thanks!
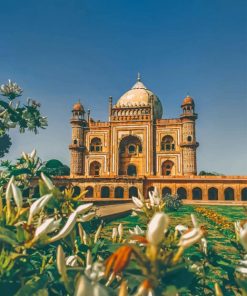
137;72;141;82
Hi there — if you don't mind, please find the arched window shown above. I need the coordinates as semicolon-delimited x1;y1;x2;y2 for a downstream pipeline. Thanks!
193;187;202;200
127;164;137;176
208;187;218;200
187;136;192;142
115;187;124;198
73;139;78;145
162;187;171;197
161;136;175;151
224;187;234;201
129;186;138;199
85;186;94;198
161;160;174;176
177;187;187;199
128;144;136;154
72;186;81;197
241;188;247;201
90;138;102;152
89;161;101;176
101;186;110;198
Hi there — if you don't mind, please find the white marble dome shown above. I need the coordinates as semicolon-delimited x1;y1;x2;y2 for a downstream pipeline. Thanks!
116;75;163;119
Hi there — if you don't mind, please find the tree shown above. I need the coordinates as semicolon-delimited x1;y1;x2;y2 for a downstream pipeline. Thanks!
0;134;12;158
199;170;224;176
39;159;70;176
0;80;47;157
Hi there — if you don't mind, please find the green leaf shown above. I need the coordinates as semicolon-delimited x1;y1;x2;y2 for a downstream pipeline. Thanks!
11;168;32;176
0;226;18;246
14;275;48;296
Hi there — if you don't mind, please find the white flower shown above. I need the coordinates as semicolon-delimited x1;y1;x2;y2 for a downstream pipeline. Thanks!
179;228;204;249
11;183;23;210
6;176;14;201
129;225;144;235
28;193;53;224
240;223;247;252
57;245;67;277
75;275;108;296
112;227;118;242
65;255;80;267
48;212;77;243
175;224;188;233
41;172;54;190
75;203;93;215
75;276;93;296
0;80;22;97
132;196;144;208
118;223;123;241
34;217;57;239
85;260;105;283
146;212;169;245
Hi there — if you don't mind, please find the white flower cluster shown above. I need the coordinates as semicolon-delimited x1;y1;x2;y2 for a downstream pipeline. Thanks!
132;187;165;214
0;79;23;98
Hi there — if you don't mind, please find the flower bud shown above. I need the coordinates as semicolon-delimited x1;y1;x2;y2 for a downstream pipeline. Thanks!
80;212;96;222
28;193;53;224
41;172;54;190
240;223;247;252
6;176;14;201
112;227;118;242
86;249;92;268
132;196;144;208
11;183;23;210
30;149;36;159
57;245;67;278
75;203;93;215
48;212;77;243
34;217;56;239
118;223;123;241
146;212;169;245
22;152;29;161
94;223;102;243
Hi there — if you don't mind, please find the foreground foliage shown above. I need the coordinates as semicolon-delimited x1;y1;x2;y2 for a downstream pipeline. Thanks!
0;80;47;158
0;152;246;295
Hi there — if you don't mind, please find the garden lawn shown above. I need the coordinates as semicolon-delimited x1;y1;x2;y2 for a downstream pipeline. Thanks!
103;205;246;295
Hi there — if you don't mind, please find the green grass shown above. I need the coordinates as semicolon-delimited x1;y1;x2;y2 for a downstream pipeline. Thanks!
102;205;247;295
105;205;246;263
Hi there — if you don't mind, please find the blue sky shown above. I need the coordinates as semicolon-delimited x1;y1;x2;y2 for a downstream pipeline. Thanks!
0;0;246;175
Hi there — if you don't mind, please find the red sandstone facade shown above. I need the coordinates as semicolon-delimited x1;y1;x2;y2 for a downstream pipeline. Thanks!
63;75;247;202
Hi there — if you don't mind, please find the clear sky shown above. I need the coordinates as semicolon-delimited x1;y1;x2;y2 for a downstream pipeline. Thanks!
0;0;246;175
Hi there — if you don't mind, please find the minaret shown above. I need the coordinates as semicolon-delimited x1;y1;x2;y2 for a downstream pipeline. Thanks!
180;95;199;175
69;102;86;176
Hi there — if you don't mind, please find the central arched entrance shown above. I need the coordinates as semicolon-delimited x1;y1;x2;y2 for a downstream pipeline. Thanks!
118;135;143;176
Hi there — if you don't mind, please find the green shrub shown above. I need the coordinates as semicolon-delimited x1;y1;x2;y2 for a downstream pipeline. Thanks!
163;194;183;211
